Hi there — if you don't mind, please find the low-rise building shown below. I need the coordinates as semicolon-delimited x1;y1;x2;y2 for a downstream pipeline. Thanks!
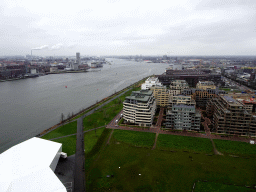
141;77;162;90
123;89;156;127
166;104;201;131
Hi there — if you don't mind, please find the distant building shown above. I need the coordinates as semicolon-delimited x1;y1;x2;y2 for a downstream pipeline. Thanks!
196;81;216;90
166;104;201;131
141;77;162;90
123;90;156;127
76;52;81;65
157;69;222;87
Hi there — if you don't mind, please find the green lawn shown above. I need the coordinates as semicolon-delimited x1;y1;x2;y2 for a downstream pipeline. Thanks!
53;135;76;156
214;139;256;157
194;181;255;192
53;128;106;156
42;121;77;140
157;134;213;153
84;128;105;154
86;140;256;192
113;129;156;148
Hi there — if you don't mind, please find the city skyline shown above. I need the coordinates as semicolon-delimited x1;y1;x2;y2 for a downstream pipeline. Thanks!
1;0;256;56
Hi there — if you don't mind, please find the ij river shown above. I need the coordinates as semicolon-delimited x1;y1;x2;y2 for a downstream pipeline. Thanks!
0;59;168;153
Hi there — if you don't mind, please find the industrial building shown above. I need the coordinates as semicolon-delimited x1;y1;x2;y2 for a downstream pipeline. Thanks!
0;137;67;192
123;90;156;127
150;85;170;107
141;77;162;90
166;104;201;131
157;69;222;87
206;95;256;136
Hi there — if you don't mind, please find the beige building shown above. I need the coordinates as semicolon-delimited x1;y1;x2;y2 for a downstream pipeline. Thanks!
196;81;216;90
150;86;170;107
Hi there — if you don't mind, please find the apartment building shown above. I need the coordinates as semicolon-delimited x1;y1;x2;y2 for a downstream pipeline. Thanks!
166;104;201;131
168;95;196;109
150;85;170;107
196;81;216;90
182;88;225;109
141;77;162;90
123;90;156;127
169;80;189;96
206;95;254;136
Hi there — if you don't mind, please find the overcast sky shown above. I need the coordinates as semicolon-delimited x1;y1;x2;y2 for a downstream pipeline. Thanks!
1;0;255;56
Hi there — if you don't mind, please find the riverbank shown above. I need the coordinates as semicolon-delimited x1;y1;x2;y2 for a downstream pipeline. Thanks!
37;76;150;137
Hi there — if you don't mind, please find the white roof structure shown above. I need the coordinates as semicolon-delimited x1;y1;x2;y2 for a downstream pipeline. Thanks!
0;137;67;192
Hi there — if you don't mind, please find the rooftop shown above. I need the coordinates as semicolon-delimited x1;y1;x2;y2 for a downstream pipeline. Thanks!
0;137;66;192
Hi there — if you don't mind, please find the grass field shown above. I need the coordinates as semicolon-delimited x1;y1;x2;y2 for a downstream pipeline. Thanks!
157;134;213;153
86;140;256;192
194;181;255;192
214;139;256;157
53;135;76;156
113;129;156;148
84;128;105;154
53;128;106;156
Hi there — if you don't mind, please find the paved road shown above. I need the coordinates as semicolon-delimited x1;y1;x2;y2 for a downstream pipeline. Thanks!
74;118;85;192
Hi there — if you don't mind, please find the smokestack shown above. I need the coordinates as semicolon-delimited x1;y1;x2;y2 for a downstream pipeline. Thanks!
31;50;32;56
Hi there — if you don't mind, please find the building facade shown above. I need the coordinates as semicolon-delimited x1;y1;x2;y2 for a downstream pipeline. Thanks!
168;95;196;110
206;95;256;136
141;77;162;90
150;86;170;107
196;81;216;90
123;90;156;127
166;104;201;131
169;80;189;96
182;88;226;109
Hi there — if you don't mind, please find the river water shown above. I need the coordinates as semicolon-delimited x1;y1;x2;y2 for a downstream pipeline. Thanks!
0;59;168;153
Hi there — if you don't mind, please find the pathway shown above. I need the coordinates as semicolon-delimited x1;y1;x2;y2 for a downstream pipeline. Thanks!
152;107;164;149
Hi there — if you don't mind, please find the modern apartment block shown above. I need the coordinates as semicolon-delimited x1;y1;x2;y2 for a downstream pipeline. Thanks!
168;95;196;109
166;104;201;131
169;80;189;96
206;95;256;136
182;88;225;109
196;81;216;90
123;90;156;127
150;85;170;107
141;77;162;90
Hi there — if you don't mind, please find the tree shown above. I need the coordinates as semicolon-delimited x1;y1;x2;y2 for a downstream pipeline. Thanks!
60;113;65;124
